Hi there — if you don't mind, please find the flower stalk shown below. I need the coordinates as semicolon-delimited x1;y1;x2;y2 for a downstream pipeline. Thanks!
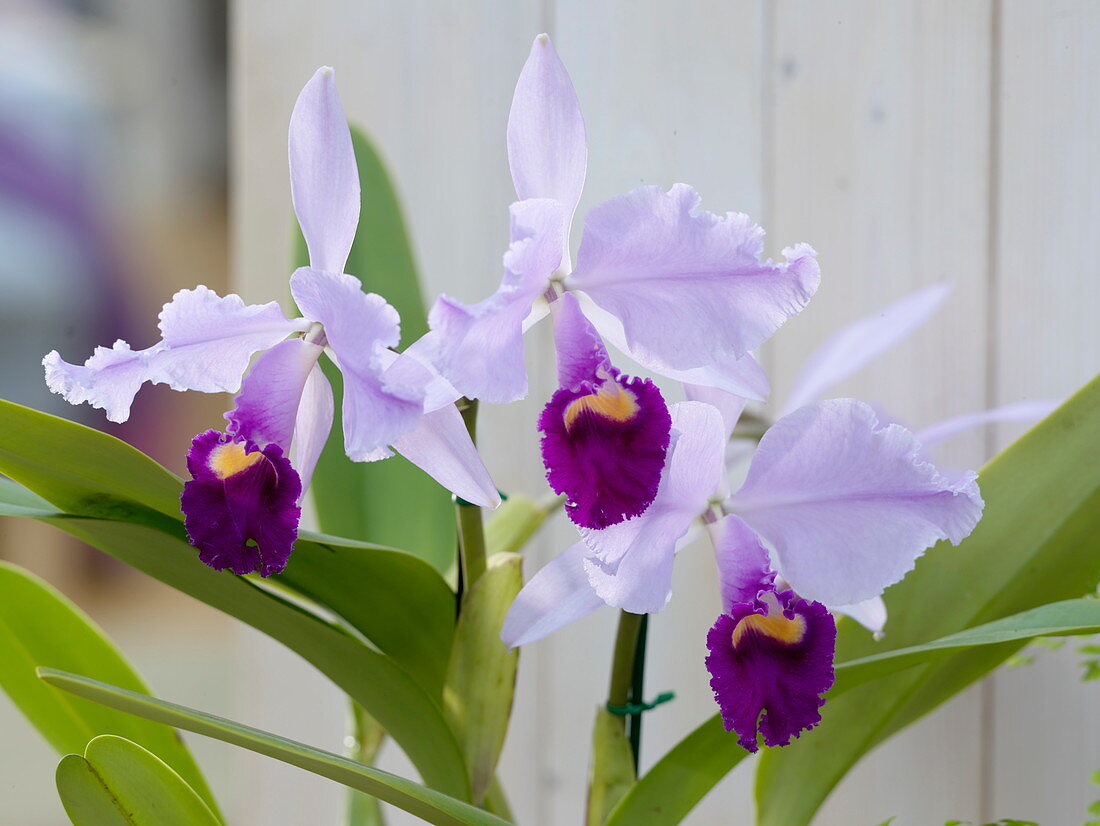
457;398;488;593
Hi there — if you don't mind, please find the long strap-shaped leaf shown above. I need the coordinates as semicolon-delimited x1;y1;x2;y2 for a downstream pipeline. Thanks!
605;596;1100;825
39;670;511;826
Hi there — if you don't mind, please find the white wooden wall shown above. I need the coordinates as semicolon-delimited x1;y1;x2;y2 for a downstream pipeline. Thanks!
230;2;1100;824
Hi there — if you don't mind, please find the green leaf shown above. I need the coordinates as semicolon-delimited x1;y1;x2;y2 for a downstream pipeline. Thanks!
0;477;60;517
345;702;387;826
444;553;522;803
756;375;1100;826
301;128;454;569
0;561;217;813
56;735;221;826
41;670;511;826
485;495;554;557
833;598;1100;693
39;516;472;801
586;708;636;826
604;716;747;826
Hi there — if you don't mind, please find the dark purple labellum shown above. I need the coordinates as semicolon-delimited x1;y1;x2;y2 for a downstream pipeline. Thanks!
181;429;302;577
538;369;671;529
705;588;836;752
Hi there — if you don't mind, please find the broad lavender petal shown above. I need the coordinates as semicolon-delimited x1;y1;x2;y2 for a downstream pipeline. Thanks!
683;384;750;441
709;513;775;610
44;286;308;423
780;283;952;417
289;67;359;275
391;402;501;509
727;399;985;607
507;34;587;217
226;337;325;449
568;184;819;369
44;341;152;424
291;267;423;458
835;596;887;637
501;543;604;648
426;198;567;403
581;401;725;613
573;292;770;401
182;430;302;577
292;362;334;492
551;292;610;388
914;399;1061;448
706;588;836;751
540;370;671;530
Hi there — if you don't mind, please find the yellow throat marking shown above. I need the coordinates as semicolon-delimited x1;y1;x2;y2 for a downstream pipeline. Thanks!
732;607;807;648
563;380;639;430
209;441;263;480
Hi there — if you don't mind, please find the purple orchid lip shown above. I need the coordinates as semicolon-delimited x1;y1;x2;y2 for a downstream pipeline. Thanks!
706;587;836;752
540;368;671;530
181;429;302;577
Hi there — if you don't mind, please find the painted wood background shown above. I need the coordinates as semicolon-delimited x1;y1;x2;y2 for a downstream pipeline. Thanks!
228;2;1099;824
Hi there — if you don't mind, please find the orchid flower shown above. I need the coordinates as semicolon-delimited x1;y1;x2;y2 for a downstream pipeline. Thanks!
44;68;499;576
503;397;983;748
421;34;816;411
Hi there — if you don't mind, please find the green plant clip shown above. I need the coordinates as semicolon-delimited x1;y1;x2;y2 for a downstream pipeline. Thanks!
605;691;676;717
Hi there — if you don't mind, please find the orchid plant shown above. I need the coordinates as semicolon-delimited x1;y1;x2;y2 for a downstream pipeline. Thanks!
0;33;1097;826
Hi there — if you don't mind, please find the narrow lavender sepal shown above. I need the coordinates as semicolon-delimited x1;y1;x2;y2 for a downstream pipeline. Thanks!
914;399;1062;448
835;596;888;636
684;384;750;441
507;34;587;214
501;542;604;648
182;430;302;577
289;67;360;275
426;198;566;403
706;588;836;752
568;184;819;370
727;399;985;607
780;282;952;417
291;362;334;492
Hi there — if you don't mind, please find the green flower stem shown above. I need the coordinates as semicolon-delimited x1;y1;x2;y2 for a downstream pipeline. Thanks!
607;611;645;725
456;399;488;594
626;614;650;770
346;702;387;826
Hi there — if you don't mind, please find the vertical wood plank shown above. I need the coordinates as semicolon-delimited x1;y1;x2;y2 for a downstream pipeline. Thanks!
989;2;1100;822
768;2;993;823
547;2;766;822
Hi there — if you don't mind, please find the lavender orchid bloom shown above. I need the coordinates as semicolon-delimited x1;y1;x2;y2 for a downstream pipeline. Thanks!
423;34;817;407
504;396;984;749
44;67;498;576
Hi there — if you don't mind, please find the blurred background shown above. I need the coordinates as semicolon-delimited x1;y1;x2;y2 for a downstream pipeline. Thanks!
1;1;1098;824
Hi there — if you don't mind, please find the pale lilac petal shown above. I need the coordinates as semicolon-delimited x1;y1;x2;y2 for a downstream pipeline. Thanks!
154;286;309;392
581;401;725;613
684;385;749;441
44;342;151;424
289;67;359;274
574;293;769;400
709;513;775;610
501;543;603;647
727;399;984;607
550;292;609;388
835;596;887;637
568;184;818;369
780;283;952;417
507;34;587;217
226;337;325;449
291;268;423;458
915;399;1061;448
426;198;566;403
43;286;307;423
391;403;501;509
292;363;334;492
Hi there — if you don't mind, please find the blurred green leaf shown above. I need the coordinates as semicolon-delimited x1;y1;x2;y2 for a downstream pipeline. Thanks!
756;375;1100;826
586;707;637;826
56;735;221;826
485;495;554;557
300;127;454;570
0;562;217;814
42;670;511;826
444;553;522;803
